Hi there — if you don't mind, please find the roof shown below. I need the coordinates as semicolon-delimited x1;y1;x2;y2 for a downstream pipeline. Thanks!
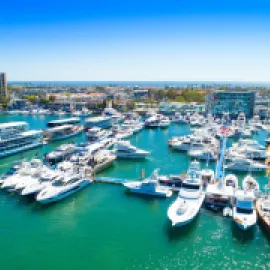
206;184;234;197
0;122;28;129
236;200;253;210
47;118;80;125
21;130;43;136
46;125;73;132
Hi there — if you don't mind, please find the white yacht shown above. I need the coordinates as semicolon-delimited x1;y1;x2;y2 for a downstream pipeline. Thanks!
112;141;150;159
0;122;43;159
112;125;133;140
188;147;218;161
103;108;123;123
123;169;172;198
172;113;189;124
21;169;59;196
85;116;112;130
36;173;92;204
87;127;112;142
1;159;43;190
167;161;205;227
224;158;268;172
145;114;170;128
233;190;257;231
45;144;78;164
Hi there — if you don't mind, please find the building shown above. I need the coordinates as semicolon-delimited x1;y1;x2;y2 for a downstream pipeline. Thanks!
159;102;205;115
206;91;255;119
0;72;8;97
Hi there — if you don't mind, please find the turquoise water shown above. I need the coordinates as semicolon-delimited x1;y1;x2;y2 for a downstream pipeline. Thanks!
0;114;269;270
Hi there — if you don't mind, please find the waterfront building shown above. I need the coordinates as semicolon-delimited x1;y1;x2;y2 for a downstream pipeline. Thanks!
0;72;8;97
159;102;205;115
206;91;255;119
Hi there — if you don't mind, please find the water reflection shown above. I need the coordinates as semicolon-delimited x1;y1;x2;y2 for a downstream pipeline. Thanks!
231;221;256;243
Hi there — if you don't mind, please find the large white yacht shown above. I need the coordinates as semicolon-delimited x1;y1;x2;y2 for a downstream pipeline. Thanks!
167;160;205;227
123;169;172;197
112;141;150;159
36;173;92;204
0;122;43;159
85;116;112;130
224;158;267;172
233;190;257;231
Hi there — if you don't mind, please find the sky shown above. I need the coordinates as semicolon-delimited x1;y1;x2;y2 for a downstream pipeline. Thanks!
0;0;270;82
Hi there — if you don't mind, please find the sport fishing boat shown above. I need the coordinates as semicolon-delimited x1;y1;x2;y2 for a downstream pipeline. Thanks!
85;116;112;130
36;173;92;204
0;122;43;159
43;125;83;142
233;190;257;231
112;141;150;159
45;144;78;164
167;160;205;227
224;158;267;172
123;169;172;197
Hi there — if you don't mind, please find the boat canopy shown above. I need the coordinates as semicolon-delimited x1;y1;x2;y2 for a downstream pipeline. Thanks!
236;200;253;210
47;118;80;127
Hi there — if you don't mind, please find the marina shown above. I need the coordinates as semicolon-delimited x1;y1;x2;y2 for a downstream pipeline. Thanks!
0;112;269;269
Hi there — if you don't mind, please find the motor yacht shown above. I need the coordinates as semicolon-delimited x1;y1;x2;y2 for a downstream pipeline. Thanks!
225;158;268;172
123;169;172;197
1;159;43;190
87;127;112;142
167;160;205;227
85;116;112;130
112;125;133;140
43;125;83;142
188;147;218;161
36;173;92;204
45;144;78;164
21;169;59;196
112;141;150;159
233;190;257;231
171;113;189;124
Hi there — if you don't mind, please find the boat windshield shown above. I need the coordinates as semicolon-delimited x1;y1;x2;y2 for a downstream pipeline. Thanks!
236;207;253;214
182;183;200;190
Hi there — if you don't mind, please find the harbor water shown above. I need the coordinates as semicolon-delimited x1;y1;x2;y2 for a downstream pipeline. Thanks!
0;114;269;270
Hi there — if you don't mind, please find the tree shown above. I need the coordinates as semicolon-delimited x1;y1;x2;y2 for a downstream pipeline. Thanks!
26;95;37;102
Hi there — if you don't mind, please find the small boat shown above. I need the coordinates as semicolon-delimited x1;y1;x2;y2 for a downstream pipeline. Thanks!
233;190;257;231
112;141;150;159
242;174;260;196
223;174;239;189
167;160;205;227
36;173;92;204
123;169;172;197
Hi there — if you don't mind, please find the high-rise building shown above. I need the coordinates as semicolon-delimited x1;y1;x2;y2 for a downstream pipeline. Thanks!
206;91;255;119
0;72;8;97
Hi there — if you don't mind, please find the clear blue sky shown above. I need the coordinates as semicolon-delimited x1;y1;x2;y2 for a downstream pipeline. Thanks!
0;0;270;81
